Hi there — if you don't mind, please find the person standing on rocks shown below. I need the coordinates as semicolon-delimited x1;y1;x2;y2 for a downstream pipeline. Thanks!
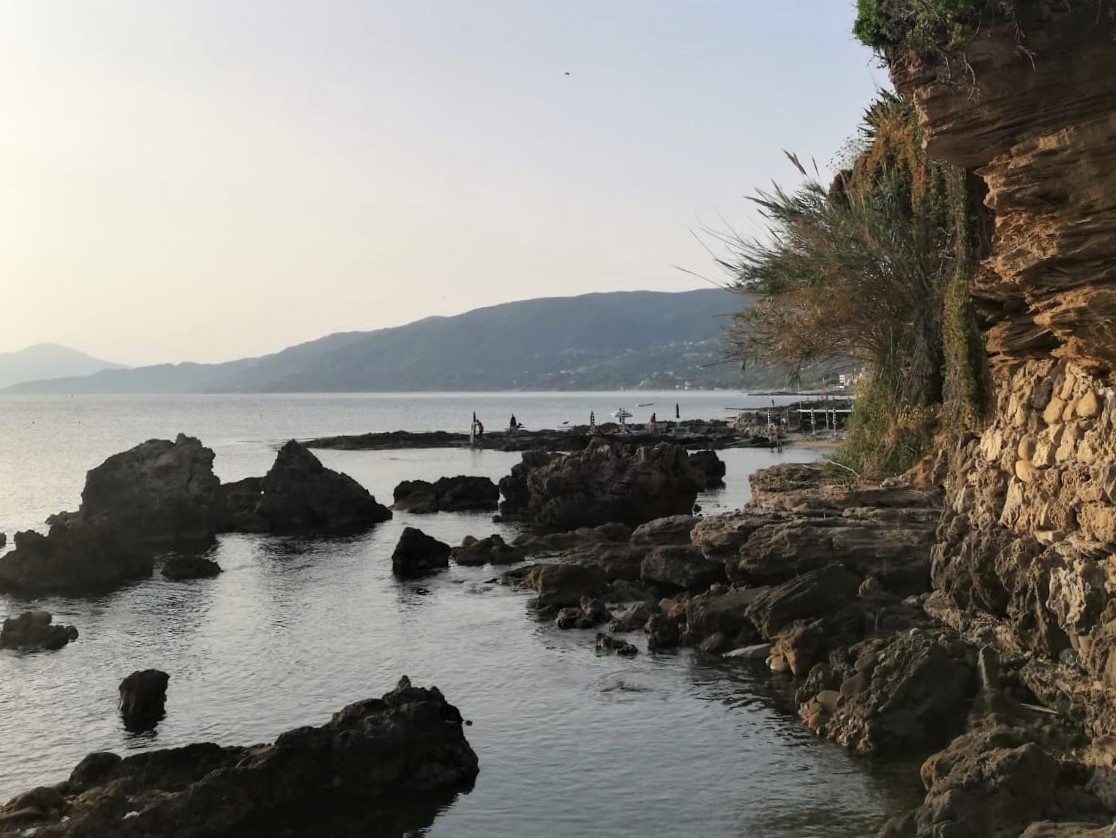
509;414;518;433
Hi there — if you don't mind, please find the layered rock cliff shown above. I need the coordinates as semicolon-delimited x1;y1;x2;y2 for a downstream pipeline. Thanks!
880;2;1116;833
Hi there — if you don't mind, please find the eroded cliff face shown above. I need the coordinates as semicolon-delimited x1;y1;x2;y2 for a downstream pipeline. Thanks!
889;0;1116;760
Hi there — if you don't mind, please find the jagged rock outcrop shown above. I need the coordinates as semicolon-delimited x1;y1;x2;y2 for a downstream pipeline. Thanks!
496;439;703;529
0;435;219;595
81;435;221;546
0;611;78;651
0;678;478;838
251;441;392;534
392;476;500;514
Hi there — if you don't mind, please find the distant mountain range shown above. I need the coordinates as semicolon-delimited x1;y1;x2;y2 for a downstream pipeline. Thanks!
0;343;127;390
3;290;828;394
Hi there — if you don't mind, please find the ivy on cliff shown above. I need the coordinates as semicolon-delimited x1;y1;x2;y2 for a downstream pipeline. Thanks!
719;92;985;476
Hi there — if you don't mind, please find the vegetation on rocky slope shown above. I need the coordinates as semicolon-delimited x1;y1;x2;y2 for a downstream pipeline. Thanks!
721;92;985;475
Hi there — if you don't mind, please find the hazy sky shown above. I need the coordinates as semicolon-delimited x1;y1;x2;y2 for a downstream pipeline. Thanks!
1;2;884;365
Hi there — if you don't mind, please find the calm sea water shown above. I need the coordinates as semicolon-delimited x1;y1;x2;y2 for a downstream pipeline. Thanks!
0;392;915;836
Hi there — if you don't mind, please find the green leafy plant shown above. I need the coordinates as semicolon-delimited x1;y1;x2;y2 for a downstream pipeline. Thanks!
853;0;1015;54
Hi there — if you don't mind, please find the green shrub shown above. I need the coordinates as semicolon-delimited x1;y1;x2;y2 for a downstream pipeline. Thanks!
854;0;1013;53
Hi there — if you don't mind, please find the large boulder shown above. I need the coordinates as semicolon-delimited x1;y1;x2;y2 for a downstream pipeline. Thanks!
498;440;704;529
880;722;1110;838
800;628;976;753
0;678;478;838
119;670;169;733
393;477;499;514
744;564;861;638
239;441;392;534
81;434;220;547
0;435;223;596
391;527;451;578
0;611;78;651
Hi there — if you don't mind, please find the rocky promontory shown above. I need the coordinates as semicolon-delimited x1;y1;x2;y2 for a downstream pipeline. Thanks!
0;678;478;838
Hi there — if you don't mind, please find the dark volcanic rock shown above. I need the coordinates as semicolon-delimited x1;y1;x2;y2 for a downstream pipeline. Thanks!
0;435;222;596
119;669;169;733
212;477;265;532
640;545;726;591
0;516;153;596
393;476;499;514
81;434;220;546
392;527;451;578
161;555;222;581
0;611;78;651
253;441;392;534
498;440;703;529
688;449;726;487
450;534;525;567
0;678;478;838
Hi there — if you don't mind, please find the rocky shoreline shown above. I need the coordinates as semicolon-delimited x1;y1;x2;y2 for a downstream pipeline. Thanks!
5;426;1111;835
480;451;1116;835
304;418;778;452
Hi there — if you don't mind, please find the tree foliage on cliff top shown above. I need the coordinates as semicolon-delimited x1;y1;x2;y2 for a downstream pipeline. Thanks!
854;0;1016;54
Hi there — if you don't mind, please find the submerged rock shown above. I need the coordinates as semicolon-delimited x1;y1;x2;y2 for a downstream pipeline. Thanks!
392;527;451;578
161;555;222;581
0;611;78;651
119;669;169;733
596;633;638;656
0;678;478;838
